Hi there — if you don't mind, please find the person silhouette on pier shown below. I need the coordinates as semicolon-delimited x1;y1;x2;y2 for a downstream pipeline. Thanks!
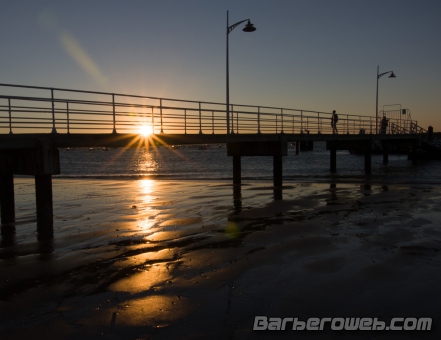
380;116;388;134
428;125;433;141
331;110;338;134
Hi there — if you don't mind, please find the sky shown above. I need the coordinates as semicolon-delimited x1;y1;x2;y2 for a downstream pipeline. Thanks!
1;0;441;130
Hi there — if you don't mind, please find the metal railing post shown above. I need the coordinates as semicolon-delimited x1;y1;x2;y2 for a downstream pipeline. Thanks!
280;108;284;133
66;101;70;134
51;88;57;133
212;110;214;134
184;109;187;134
231;105;235;134
236;110;239;134
8;98;12;134
257;106;261;134
292;116;294;134
112;94;117;133
151;107;154;134
160;99;164;133
317;112;320;133
199;102;202;134
300;110;303;133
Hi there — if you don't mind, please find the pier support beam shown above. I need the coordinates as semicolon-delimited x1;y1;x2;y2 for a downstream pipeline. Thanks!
383;146;389;164
233;155;241;187
227;139;287;196
232;155;242;211
273;155;283;200
35;174;54;237
327;139;376;175
411;146;418;165
300;140;313;151
0;173;15;225
273;155;283;187
330;147;337;173
364;149;372;174
0;137;59;238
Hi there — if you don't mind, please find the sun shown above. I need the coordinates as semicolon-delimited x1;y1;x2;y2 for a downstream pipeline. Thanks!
139;125;153;136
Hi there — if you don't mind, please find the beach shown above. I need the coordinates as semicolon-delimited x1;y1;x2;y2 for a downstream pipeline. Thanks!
1;178;441;339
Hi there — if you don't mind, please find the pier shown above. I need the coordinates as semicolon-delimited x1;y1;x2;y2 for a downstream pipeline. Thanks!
1;83;440;237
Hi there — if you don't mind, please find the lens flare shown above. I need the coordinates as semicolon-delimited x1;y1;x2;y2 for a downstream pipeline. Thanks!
139;125;153;136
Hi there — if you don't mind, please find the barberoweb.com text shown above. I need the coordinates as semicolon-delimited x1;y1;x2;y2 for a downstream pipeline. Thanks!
253;316;432;331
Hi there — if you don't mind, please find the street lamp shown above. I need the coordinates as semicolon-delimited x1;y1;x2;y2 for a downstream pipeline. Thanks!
376;65;396;133
226;10;256;134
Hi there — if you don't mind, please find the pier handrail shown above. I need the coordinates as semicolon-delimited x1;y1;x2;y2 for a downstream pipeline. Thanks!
1;83;419;136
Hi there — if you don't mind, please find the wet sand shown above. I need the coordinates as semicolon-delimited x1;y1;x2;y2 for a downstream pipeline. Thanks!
1;178;441;339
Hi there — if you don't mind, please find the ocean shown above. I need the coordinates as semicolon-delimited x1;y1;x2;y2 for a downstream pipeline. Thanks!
58;141;441;184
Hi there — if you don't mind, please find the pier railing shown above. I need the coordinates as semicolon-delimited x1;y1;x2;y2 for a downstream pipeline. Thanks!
1;83;418;136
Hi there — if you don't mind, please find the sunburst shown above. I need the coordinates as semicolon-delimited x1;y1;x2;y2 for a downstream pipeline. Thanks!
139;125;154;137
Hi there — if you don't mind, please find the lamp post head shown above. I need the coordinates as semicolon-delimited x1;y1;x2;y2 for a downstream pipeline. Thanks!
389;72;396;78
242;20;256;32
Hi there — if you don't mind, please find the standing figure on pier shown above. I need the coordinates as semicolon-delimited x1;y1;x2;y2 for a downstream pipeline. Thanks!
331;110;338;134
428;125;433;141
380;115;388;134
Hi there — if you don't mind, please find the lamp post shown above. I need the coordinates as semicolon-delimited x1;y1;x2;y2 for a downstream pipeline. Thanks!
376;65;396;134
226;10;256;134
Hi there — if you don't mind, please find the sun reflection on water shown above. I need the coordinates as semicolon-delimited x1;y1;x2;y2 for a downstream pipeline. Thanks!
136;178;157;230
139;178;154;201
135;149;159;173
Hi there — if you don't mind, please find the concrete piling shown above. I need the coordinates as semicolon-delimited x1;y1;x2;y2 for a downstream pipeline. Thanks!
383;146;389;164
0;137;59;238
35;174;54;236
330;147;337;173
0;173;15;225
364;149;372;174
233;155;241;187
227;139;287;193
273;155;283;187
